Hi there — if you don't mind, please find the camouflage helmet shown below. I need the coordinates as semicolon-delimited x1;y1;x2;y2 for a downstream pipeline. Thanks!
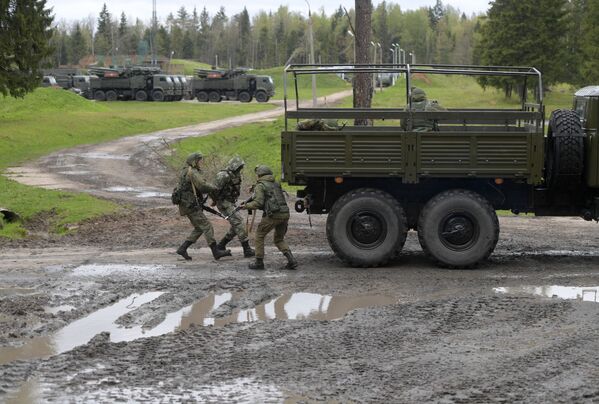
411;87;427;102
255;165;273;177
186;152;203;166
227;155;245;172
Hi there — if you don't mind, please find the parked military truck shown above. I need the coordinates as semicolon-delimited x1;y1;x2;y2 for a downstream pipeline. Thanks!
88;66;175;102
282;64;597;268
192;68;275;102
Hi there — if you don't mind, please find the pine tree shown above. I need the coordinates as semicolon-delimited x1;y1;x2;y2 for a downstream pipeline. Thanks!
580;0;599;84
95;3;112;55
70;23;87;65
0;0;54;97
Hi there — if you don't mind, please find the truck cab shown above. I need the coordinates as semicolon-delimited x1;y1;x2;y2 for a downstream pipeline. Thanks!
152;75;175;102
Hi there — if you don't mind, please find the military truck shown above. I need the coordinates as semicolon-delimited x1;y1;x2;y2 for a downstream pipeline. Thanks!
169;75;183;101
88;66;175;102
282;64;597;268
191;68;275;103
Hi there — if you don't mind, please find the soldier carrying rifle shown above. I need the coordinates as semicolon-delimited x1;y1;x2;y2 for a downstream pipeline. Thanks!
172;152;231;261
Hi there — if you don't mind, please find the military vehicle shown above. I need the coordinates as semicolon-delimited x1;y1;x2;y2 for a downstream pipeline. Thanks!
88;66;175;102
282;64;597;268
191;68;275;103
40;76;57;87
180;75;193;100
169;75;183;101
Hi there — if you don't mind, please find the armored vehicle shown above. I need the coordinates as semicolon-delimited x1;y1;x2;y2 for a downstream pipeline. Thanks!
88;66;175;102
169;75;183;101
191;68;275;103
282;64;597;268
40;76;57;87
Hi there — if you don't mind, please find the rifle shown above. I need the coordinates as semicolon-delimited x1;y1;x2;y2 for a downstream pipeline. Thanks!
224;195;254;221
188;167;226;219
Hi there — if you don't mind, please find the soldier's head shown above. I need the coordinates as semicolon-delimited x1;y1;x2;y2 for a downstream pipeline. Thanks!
227;156;245;172
411;87;427;102
186;152;203;168
254;165;273;177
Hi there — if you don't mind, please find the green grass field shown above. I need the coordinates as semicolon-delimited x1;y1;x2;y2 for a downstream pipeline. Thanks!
170;59;212;75
254;66;351;100
0;88;274;237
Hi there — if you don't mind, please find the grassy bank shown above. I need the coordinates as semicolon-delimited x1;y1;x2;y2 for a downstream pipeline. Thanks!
255;66;351;100
0;88;274;238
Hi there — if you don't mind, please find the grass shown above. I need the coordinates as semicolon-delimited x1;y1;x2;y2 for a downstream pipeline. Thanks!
0;88;274;238
170;59;212;75
254;66;351;100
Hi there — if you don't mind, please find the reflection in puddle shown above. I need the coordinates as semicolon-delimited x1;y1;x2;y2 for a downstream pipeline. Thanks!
136;191;170;198
57;170;90;175
75;152;129;160
0;287;36;297
44;305;76;314
0;292;163;365
495;286;599;302
103;187;170;199
0;292;395;365
5;378;42;404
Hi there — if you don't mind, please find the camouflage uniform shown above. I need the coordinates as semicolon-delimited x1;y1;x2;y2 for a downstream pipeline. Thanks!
402;87;446;132
213;156;255;257
244;165;297;270
175;152;231;261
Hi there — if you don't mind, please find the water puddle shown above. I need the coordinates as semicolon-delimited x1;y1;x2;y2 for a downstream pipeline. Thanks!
0;292;395;366
44;305;76;314
103;187;169;199
0;287;37;297
73;152;129;160
72;263;168;276
0;292;163;365
4;378;43;404
495;286;599;302
57;170;90;175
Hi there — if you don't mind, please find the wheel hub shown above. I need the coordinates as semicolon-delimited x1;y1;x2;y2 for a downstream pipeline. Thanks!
440;215;477;249
349;212;386;247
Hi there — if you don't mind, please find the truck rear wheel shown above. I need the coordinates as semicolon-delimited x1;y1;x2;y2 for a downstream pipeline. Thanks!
196;91;208;102
152;90;164;102
94;90;106;101
326;188;407;267
418;189;499;268
238;91;251;103
105;90;117;101
546;109;585;189
208;91;221;102
135;90;148;101
255;91;269;103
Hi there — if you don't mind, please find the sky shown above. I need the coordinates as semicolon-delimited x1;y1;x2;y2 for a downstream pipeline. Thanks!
47;0;491;24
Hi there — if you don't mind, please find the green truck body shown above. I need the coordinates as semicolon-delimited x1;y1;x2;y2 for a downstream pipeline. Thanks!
88;66;175;102
191;68;275;103
282;64;597;268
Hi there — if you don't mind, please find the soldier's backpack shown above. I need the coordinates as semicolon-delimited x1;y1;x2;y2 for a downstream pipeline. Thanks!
260;180;290;216
171;185;182;205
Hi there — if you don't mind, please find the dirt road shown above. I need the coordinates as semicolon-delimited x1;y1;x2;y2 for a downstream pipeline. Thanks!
2;91;599;402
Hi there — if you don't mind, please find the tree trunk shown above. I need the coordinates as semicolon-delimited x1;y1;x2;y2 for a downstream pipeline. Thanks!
353;0;373;126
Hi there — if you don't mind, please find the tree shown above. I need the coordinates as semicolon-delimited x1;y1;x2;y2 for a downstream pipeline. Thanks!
475;0;568;95
353;0;373;125
580;0;599;84
0;0;54;97
70;23;87;65
95;3;112;55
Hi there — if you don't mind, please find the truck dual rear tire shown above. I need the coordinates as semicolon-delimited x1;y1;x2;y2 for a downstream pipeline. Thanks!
238;91;252;103
196;91;209;102
94;90;106;101
417;189;499;268
135;90;148;101
326;188;407;267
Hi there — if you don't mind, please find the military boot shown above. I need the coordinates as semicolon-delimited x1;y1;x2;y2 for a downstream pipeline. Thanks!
176;240;194;261
209;242;231;260
283;251;298;270
241;240;255;258
216;234;234;251
248;258;265;270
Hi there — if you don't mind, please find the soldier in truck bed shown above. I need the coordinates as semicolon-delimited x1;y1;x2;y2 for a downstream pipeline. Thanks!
174;152;231;261
402;87;446;132
242;165;298;270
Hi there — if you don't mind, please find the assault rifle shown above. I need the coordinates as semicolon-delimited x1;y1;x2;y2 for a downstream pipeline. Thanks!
224;195;255;220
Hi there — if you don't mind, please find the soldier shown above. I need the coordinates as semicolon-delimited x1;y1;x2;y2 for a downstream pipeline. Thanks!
213;156;255;258
402;87;446;132
175;152;231;261
242;165;298;270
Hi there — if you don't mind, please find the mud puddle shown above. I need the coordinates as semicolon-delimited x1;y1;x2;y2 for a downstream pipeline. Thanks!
0;292;163;365
0;292;395;365
71;263;169;277
103;186;170;198
0;288;36;297
44;305;76;314
495;285;599;302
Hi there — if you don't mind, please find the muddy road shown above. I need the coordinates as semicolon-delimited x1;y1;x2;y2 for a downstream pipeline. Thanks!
2;94;599;402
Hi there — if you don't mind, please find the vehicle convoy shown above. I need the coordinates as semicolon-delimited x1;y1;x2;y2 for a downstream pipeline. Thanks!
282;64;597;268
88;66;175;102
191;68;275;103
42;69;96;95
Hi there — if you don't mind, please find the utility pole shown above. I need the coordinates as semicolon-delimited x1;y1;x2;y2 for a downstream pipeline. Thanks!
306;0;317;106
151;0;157;65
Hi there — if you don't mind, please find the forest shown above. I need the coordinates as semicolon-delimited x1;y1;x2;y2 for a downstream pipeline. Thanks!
47;0;599;87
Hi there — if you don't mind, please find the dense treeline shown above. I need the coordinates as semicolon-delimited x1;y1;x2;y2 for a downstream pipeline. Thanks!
48;1;478;69
47;0;599;89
